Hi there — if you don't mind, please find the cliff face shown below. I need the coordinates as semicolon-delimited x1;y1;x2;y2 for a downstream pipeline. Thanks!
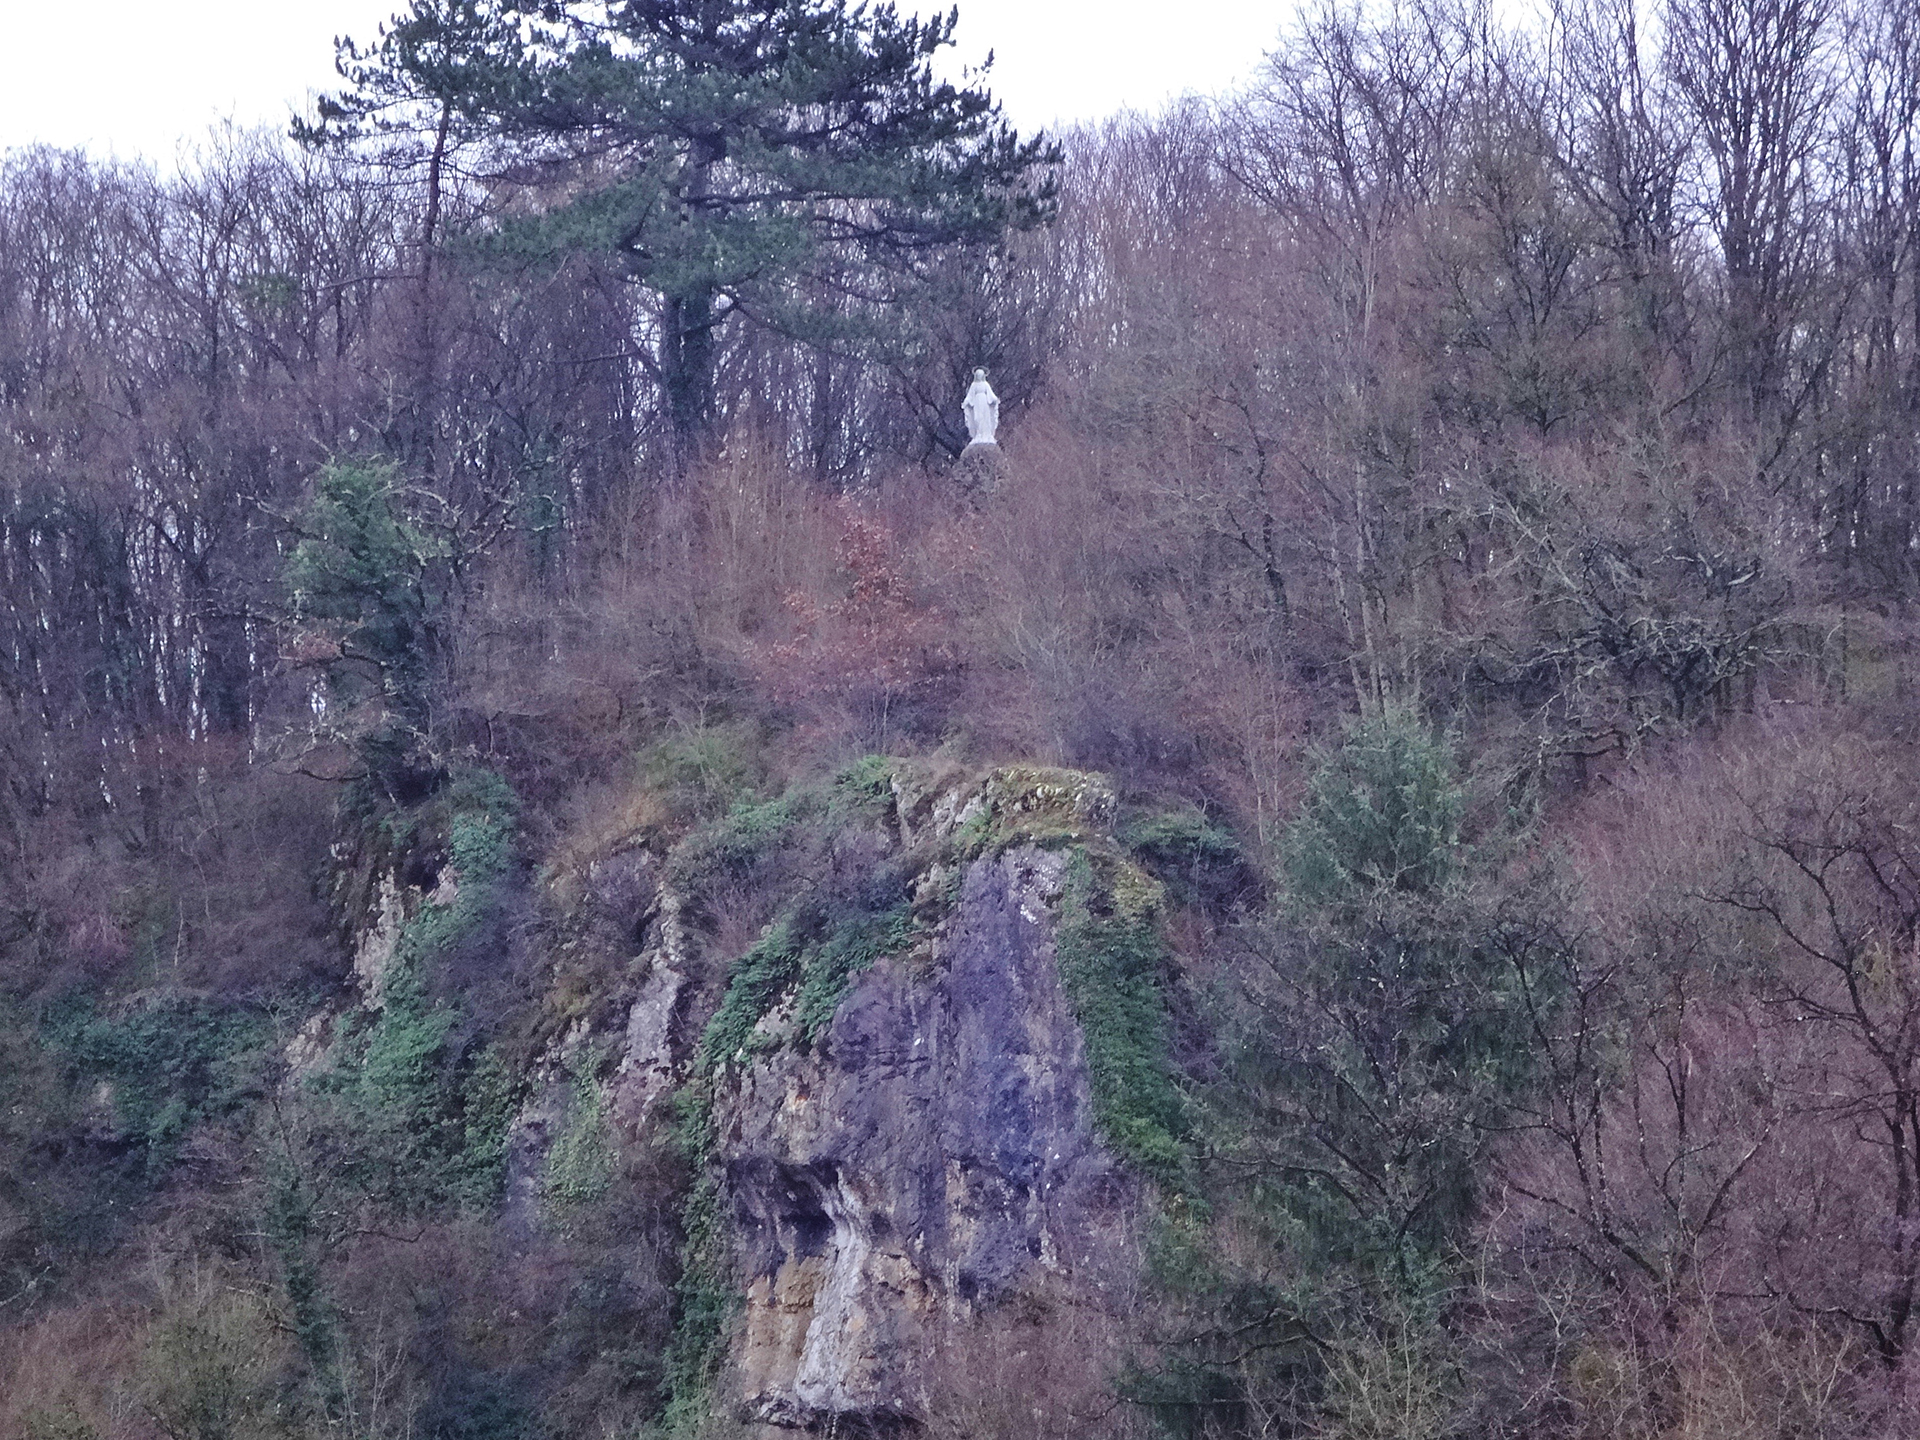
723;841;1139;1431
321;764;1159;1435
583;766;1157;1434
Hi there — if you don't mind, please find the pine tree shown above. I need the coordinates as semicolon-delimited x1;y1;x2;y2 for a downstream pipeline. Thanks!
307;0;1059;462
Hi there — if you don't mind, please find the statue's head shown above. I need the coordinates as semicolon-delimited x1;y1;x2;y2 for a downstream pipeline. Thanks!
972;367;988;381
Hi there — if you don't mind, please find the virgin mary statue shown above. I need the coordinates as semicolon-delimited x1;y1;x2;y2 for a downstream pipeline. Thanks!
963;369;999;446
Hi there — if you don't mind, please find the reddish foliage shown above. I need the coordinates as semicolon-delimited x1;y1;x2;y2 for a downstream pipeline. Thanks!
750;500;964;744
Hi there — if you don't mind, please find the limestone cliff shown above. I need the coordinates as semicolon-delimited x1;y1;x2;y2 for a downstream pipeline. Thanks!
626;766;1160;1434
723;841;1140;1431
326;763;1170;1435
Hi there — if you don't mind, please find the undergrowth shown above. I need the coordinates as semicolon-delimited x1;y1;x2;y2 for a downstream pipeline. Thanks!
657;1085;732;1438
319;768;525;1212
44;995;270;1181
1054;845;1187;1186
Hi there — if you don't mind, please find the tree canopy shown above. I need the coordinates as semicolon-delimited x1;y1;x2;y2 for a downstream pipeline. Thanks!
307;0;1060;458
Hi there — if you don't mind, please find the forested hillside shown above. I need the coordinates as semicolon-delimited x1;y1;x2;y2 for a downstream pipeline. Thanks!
7;0;1920;1435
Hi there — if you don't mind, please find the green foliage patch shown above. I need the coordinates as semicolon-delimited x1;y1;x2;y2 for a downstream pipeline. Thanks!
317;768;525;1213
793;906;915;1045
697;918;805;1072
662;789;818;897
546;1044;616;1212
663;755;909;903
697;903;917;1072
672;758;927;1073
46;995;269;1179
1145;707;1571;1434
1054;846;1188;1186
285;457;448;738
1122;808;1243;871
657;1086;733;1438
1285;705;1466;904
831;753;899;817
1122;806;1250;910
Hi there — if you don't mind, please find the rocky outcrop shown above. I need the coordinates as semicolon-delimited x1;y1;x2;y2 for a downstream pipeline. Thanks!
713;835;1143;1432
612;882;694;1129
437;762;1157;1434
950;442;1011;504
307;762;1163;1434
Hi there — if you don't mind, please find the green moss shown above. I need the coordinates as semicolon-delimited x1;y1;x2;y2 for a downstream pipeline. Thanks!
1054;846;1187;1186
1122;807;1247;908
944;766;1117;863
698;905;918;1072
658;1085;734;1437
546;1043;616;1211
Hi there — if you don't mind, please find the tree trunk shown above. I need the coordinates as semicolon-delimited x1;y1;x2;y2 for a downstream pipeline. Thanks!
661;288;719;473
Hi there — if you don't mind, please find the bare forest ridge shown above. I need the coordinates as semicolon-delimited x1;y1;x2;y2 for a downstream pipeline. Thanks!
6;0;1920;1435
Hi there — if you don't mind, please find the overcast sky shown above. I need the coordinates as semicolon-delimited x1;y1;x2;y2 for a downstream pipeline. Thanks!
0;1;1286;164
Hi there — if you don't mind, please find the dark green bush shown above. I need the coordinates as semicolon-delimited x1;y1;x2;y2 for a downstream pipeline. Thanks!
1285;706;1465;904
47;995;268;1179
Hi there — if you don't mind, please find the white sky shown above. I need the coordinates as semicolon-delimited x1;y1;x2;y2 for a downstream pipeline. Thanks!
0;1;1287;164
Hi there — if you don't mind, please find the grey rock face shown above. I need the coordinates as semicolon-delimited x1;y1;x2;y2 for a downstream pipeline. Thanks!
717;844;1139;1431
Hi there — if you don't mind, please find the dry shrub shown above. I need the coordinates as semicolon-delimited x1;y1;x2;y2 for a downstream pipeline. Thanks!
0;1250;291;1440
1317;1308;1460;1440
0;735;338;1005
678;439;843;646
317;1207;675;1439
1479;710;1920;1437
923;1281;1154;1440
1558;1310;1861;1440
439;439;837;805
0;1295;148;1439
135;1262;288;1440
450;395;1326;813
745;497;967;752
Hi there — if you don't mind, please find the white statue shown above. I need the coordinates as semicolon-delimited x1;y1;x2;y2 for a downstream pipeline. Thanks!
962;368;999;445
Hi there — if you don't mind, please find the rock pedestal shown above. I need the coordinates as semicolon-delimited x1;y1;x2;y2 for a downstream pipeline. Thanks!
952;441;1010;503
